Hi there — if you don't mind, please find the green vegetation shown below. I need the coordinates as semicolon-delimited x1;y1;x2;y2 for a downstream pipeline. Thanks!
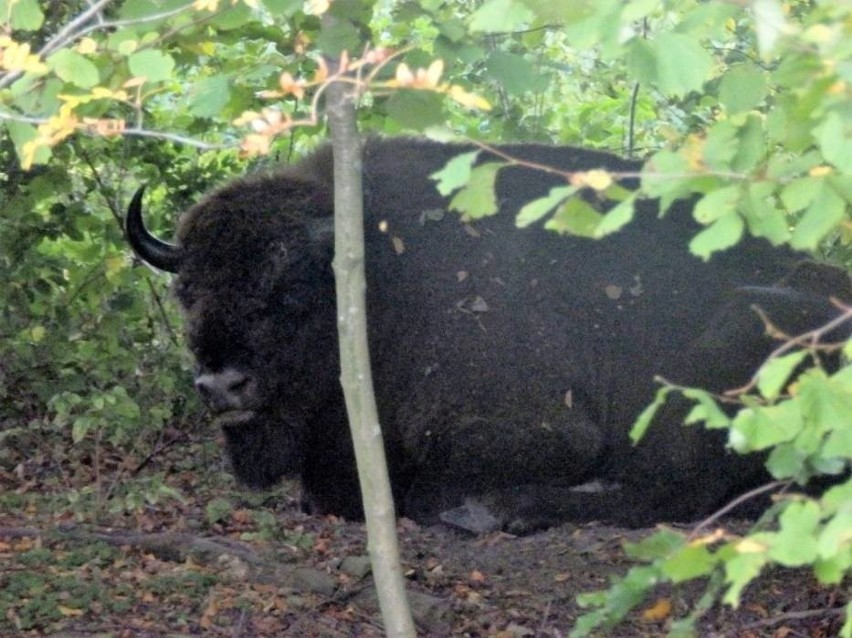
1;1;849;635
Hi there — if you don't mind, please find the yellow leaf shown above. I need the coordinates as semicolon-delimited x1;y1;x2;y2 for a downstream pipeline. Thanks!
395;63;414;87
1;40;47;74
809;165;832;177
77;38;98;55
583;169;614;191
57;605;84;617
424;59;444;88
446;85;491;111
307;0;330;15
233;110;262;126
240;134;271;157
193;0;219;10
688;528;726;546
312;56;329;83
736;537;768;554
30;325;46;342
641;597;672;622
123;76;147;89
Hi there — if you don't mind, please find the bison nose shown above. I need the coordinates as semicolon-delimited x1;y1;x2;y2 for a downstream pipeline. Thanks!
194;368;256;413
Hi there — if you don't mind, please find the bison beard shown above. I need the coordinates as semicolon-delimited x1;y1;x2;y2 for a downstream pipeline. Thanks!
126;137;852;533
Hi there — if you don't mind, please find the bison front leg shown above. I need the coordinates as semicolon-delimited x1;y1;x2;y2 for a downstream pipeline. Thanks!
399;407;606;533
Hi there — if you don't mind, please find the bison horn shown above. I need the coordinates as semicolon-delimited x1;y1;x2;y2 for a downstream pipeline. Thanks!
125;186;183;273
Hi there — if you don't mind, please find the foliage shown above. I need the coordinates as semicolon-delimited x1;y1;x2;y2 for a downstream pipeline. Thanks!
1;0;849;635
574;340;852;637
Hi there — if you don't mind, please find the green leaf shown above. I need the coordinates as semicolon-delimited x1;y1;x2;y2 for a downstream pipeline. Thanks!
780;177;822;213
431;151;480;196
756;351;807;401
654;33;714;97
128;50;176;84
4;0;44;30
724;540;769;607
692;186;740;224
630;387;671;443
210;2;253;30
448;163;502;219
595;194;636;238
5;121;51;165
262;0;302;13
385;90;446;130
469;0;533;33
719;66;767;115
842;602;852;638
731;114;766;173
790;182;845;250
769;501;820;566
703;122;739;171
516;186;576;228
814;552;852;585
544;198;603;237
798;368;852;434
47;49;100;88
730;402;803;452
823;481;852;514
765;442;807;480
817;509;852;565
484;51;545;95
625;528;685;561
661;545;717;583
815;111;852;170
187;75;231;118
752;0;788;59
743;182;790;244
823;427;852;460
626;38;656;85
119;0;186;21
682;389;731;429
689;213;744;260
315;17;359;55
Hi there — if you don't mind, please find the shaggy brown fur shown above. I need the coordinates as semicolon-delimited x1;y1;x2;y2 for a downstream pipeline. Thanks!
127;138;851;531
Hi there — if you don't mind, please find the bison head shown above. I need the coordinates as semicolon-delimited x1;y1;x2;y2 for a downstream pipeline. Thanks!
126;176;339;489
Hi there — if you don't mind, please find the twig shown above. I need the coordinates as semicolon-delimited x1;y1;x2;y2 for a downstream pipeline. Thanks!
0;109;236;151
741;606;847;631
121;128;235;150
143;275;181;348
0;0;173;90
627;81;640;158
725;301;852;397
688;480;789;540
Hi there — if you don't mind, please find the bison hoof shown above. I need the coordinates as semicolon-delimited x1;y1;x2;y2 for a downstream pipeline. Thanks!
439;500;501;535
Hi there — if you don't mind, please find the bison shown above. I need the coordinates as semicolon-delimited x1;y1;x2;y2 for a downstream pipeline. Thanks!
126;137;851;532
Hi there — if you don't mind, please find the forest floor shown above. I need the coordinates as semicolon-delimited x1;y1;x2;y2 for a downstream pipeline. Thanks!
0;425;847;637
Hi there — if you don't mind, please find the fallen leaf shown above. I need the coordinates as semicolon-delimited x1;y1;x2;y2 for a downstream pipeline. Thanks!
641;597;672;622
604;284;623;300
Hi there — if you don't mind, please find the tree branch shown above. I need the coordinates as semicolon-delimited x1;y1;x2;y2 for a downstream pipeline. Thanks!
324;46;416;638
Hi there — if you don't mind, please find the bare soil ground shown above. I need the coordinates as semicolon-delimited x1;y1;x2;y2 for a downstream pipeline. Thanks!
0;429;846;637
